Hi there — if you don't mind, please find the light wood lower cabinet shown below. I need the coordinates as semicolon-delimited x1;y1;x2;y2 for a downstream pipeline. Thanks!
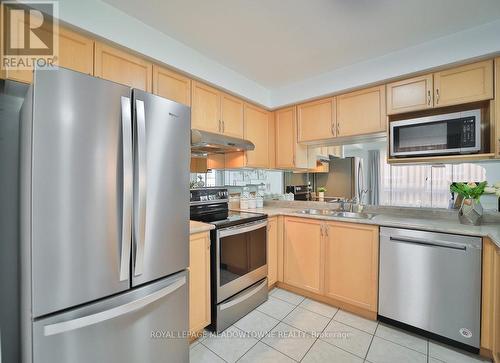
189;232;211;334
337;85;386;137
324;222;379;312
434;60;493;108
94;42;152;91
267;217;278;286
283;218;324;294
152;65;191;106
386;74;433;115
282;217;379;316
481;238;500;361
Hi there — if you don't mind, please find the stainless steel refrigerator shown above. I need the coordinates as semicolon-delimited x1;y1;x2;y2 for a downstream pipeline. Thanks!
19;67;190;363
315;157;365;201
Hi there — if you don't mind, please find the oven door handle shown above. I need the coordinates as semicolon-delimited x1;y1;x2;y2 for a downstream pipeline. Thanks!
219;279;268;311
218;220;268;238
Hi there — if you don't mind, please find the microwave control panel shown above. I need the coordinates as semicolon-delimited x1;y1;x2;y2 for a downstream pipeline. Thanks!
461;118;476;147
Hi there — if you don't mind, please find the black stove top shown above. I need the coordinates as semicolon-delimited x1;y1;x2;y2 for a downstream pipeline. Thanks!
190;187;267;228
209;211;267;228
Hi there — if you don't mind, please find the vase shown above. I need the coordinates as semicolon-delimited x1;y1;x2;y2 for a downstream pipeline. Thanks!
318;192;324;202
458;198;483;226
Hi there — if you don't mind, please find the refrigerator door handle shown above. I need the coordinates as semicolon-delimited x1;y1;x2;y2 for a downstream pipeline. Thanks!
120;96;133;282
43;275;186;336
134;99;147;276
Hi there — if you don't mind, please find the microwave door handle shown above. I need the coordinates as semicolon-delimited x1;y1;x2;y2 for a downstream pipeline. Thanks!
134;99;147;276
119;96;133;281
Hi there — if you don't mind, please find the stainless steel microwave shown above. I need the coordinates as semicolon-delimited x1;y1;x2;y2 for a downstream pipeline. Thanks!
390;110;481;157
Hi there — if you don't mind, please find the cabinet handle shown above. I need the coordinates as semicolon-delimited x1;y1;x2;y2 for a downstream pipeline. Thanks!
435;89;440;105
336;122;340;135
325;226;328;237
320;225;323;237
222;120;225;133
331;122;335;136
427;90;431;106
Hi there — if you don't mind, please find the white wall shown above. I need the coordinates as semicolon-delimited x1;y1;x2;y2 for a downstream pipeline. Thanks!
53;1;500;108
54;0;271;106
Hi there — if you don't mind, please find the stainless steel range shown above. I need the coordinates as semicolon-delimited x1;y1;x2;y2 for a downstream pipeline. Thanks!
190;188;268;332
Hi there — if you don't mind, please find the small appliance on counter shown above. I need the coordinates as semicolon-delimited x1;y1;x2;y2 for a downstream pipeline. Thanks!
285;185;310;200
190;188;268;332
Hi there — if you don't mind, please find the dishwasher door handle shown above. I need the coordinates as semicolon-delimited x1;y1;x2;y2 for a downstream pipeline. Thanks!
389;236;467;251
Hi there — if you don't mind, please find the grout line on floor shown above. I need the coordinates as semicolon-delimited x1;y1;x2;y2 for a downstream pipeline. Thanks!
197;339;230;363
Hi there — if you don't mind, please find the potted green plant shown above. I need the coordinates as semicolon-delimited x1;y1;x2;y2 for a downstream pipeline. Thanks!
450;181;487;225
317;187;327;202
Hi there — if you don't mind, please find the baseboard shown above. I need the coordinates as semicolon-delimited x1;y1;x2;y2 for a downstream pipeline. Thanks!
276;282;377;320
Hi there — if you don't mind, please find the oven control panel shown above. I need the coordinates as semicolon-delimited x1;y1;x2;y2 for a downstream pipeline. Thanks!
190;188;228;204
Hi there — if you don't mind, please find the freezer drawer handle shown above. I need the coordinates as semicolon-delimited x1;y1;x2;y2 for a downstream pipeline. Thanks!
134;99;147;276
219;279;267;311
120;96;133;281
389;236;467;251
43;275;186;337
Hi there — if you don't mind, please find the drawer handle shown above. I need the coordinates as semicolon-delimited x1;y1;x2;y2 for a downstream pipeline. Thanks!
389;236;466;251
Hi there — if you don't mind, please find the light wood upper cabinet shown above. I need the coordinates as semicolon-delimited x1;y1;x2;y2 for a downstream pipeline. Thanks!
244;104;271;168
283;218;323;294
324;222;379;312
221;93;244;138
152;65;191;106
386;74;433;115
189;232;211;333
268;112;276;169
191;81;221;133
434;60;493;107
337;85;386;137
496;58;500;158
94;42;152;91
275;107;308;169
297;97;336;142
1;24;94;83
267;217;278;287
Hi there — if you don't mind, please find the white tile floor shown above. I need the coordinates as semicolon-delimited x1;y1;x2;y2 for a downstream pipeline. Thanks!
190;288;491;363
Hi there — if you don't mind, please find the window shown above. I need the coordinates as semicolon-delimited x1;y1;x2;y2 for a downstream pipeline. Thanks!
379;149;486;208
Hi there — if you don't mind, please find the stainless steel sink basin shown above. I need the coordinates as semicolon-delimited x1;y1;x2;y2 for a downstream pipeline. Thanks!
331;211;375;219
295;209;375;220
295;209;336;215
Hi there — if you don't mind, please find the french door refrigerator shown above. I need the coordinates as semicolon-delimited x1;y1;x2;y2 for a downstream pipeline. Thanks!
19;67;190;363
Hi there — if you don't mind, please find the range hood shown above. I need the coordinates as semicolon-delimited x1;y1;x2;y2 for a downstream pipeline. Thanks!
191;129;255;154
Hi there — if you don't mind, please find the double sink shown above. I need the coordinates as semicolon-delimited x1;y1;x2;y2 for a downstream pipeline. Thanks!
296;208;375;220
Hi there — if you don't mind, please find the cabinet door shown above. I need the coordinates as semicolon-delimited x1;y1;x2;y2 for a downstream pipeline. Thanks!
191;81;221;133
189;232;211;333
434;60;493;107
244;104;270;168
275;107;308;169
94;42;152;91
221;93;244;138
337;85;386;137
324;222;379;312
297;97;336;142
283;218;323;294
1;23;93;83
386;74;433;115
496;58;500;158
267;217;278;287
152;65;191;106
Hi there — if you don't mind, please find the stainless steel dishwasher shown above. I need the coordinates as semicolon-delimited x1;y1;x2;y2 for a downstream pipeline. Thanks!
378;227;482;350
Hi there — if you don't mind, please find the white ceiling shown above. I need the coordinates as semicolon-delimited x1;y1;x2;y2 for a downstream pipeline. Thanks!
101;0;500;90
